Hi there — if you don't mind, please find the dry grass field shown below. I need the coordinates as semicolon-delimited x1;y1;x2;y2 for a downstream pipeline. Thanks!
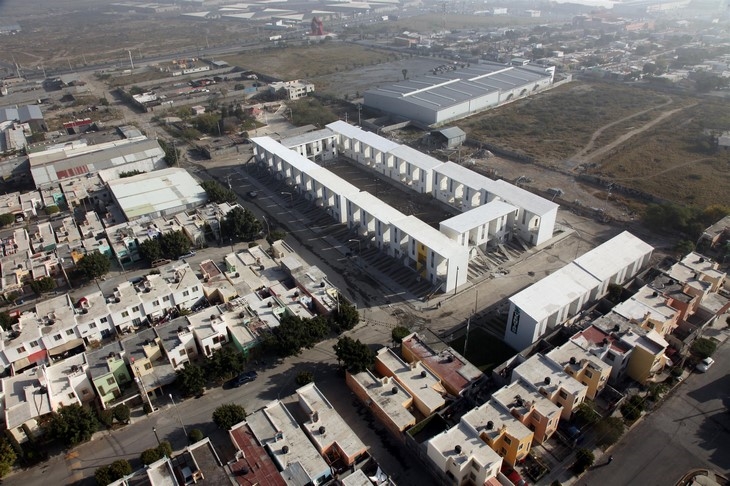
390;13;545;32
221;43;405;81
589;100;730;208
460;82;670;165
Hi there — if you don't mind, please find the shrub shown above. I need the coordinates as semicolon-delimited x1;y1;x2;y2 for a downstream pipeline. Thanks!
189;429;204;443
296;371;314;386
97;409;114;429
620;395;646;422
212;404;246;430
594;416;625;447
691;337;717;359
670;366;684;378
44;205;60;215
95;459;132;485
391;326;411;345
140;447;163;465
572;448;594;474
113;404;130;424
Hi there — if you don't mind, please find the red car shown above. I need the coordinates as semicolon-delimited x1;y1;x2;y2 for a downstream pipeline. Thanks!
501;464;527;486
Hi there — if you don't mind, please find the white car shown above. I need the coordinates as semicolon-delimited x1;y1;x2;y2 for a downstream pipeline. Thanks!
696;357;715;372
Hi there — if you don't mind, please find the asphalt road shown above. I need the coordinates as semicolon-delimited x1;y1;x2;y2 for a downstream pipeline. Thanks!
577;336;730;486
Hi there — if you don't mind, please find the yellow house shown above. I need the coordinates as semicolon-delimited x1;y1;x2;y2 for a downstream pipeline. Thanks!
546;341;611;400
492;381;561;443
622;329;669;384
511;353;588;420
462;400;533;466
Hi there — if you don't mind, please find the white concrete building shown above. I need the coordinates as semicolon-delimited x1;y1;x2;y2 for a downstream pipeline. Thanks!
281;128;338;163
364;61;555;125
426;421;502;486
269;80;315;100
247;400;332;485
188;309;229;358
107;168;208;221
505;231;653;351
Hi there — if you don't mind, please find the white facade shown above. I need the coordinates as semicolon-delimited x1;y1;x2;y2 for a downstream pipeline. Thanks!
269;80;315;100
426;421;502;485
506;231;653;351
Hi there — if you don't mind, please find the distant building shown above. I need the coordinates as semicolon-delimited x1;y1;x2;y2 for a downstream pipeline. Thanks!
269;80;315;100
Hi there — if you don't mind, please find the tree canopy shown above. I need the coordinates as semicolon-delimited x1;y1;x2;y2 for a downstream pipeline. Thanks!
77;252;111;280
44;403;99;447
201;180;237;204
95;459;133;485
160;230;191;259
391;326;411;345
30;276;56;295
0;214;15;227
268;314;329;357
0;439;16;478
176;362;206;397
333;336;374;374
139;238;163;262
212;403;247;430
205;346;245;383
222;207;262;242
331;299;360;332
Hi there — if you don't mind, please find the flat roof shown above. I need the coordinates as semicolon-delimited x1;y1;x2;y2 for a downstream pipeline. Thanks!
513;353;586;397
393;215;468;259
402;332;483;395
365;62;551;111
546;340;610;374
440;200;517;233
573;231;653;282
612;285;678;323
307;167;361;197
280;128;335;148
428;421;502;470
492;380;561;420
107;168;207;220
462;400;533;442
3;367;52;429
345;191;407;224
348;370;415;431
326;121;401;153
247;401;330;485
375;348;446;412
388;145;443;171
229;422;286;486
296;383;368;459
510;262;601;323
251;136;321;173
493;179;558;217
435;161;501;193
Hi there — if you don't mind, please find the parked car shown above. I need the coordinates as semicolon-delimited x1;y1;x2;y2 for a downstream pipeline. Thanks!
247;190;258;198
151;258;172;268
501;464;527;486
179;250;196;259
696;357;715;372
231;371;258;387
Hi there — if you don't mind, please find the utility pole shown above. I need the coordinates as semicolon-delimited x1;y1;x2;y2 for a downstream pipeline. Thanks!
128;50;135;70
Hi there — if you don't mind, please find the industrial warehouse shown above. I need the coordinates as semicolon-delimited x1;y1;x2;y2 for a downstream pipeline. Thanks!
363;61;556;126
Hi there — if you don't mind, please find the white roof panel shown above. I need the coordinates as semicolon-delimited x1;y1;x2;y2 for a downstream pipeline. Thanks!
388;145;443;171
574;231;653;282
326;120;400;153
493;180;558;216
440;201;517;233
435;161;500;192
394;215;467;258
346;191;407;223
307;167;361;196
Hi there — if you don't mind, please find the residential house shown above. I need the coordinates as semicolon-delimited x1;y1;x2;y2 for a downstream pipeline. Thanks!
246;400;332;486
545;341;611;400
296;383;369;472
374;348;446;417
492;380;561;443
122;327;175;400
86;342;132;410
511;353;588;420
461;400;533;467
44;352;94;411
229;421;287;486
346;370;416;439
155;318;197;370
187;309;229;358
400;331;483;398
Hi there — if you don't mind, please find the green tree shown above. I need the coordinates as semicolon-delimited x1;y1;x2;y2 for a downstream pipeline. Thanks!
189;429;205;443
160;230;191;259
0;213;15;227
45;404;99;447
140;447;162;465
201;180;237;204
222;207;262;242
113;404;130;424
44;205;60;215
333;336;374;374
194;113;223;135
331;299;359;332
572;448;595;474
212;403;247;430
296;371;314;385
674;239;695;256
691;337;717;359
175;362;206;397
129;86;144;95
204;346;245;383
157;139;181;166
139;238;163;262
620;394;645;422
574;403;600;427
391;326;410;345
77;252;111;280
95;459;132;485
594;416;625;447
0;439;16;478
0;311;14;331
30;276;56;295
97;408;114;428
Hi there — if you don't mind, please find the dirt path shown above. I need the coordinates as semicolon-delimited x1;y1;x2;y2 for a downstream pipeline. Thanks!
609;156;713;182
569;95;674;167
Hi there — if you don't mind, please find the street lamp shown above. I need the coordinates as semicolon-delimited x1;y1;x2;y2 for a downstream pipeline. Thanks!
169;393;188;442
261;215;270;239
153;427;161;447
348;238;361;254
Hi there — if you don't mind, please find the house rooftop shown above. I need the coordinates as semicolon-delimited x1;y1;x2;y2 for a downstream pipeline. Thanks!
44;352;88;410
375;348;446;411
229;421;286;486
546;340;611;376
428;421;502;473
401;332;483;396
348;370;416;431
513;353;586;397
86;342;126;380
613;285;678;324
461;399;532;443
2;366;52;430
573;231;653;282
492;380;561;420
295;383;368;460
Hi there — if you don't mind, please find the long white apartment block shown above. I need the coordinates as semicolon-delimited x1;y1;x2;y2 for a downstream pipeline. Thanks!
506;231;653;351
252;122;558;292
